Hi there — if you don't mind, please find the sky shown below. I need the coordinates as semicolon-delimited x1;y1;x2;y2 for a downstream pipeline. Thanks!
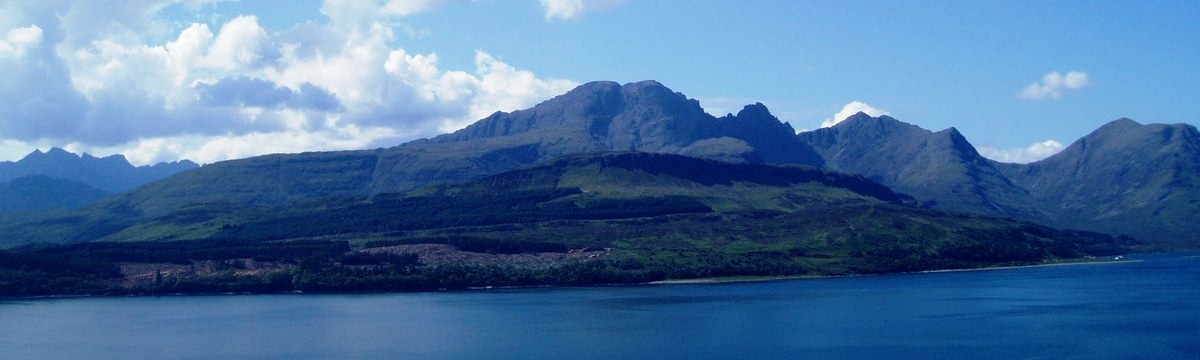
1;0;1197;165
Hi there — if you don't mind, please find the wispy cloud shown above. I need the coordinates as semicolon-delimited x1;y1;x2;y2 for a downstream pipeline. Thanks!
822;101;889;128
538;0;626;21
978;140;1065;163
1020;71;1091;100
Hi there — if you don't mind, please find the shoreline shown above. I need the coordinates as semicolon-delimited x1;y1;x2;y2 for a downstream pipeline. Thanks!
3;257;1141;300
649;257;1138;285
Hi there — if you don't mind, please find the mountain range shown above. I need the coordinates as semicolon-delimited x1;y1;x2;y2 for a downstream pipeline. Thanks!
1;80;1195;248
3;80;1173;295
0;148;199;211
800;113;1199;247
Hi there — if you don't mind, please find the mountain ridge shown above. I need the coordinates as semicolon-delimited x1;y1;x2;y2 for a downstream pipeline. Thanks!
1;81;1196;246
796;113;1047;220
995;118;1200;245
0;147;199;193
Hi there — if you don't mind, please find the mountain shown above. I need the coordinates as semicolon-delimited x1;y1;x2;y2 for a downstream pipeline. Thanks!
995;119;1200;246
90;81;822;219
796;113;1046;219
0;148;199;193
799;114;1200;246
0;152;1131;296
1;80;1194;248
431;81;820;165
0;175;111;212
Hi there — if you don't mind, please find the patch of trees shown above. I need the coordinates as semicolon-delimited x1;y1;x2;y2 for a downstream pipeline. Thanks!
0;239;349;297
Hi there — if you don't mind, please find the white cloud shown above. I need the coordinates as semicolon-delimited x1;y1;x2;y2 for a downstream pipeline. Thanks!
0;139;42;163
179;124;403;164
696;97;754;119
456;51;577;131
0;0;576;165
321;0;458;27
822;101;888;128
978;140;1065;164
1020;71;1091;100
0;25;42;59
204;15;273;70
538;0;626;21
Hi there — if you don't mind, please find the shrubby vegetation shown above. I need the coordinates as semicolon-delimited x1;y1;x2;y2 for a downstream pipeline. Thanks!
0;204;1135;297
0;153;1139;298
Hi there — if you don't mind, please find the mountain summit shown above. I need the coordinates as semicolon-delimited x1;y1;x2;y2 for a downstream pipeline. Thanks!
797;113;1045;219
428;80;820;165
120;81;822;217
997;119;1200;245
796;113;1199;245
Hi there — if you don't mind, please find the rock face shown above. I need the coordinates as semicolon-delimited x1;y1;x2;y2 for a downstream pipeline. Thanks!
995;119;1200;246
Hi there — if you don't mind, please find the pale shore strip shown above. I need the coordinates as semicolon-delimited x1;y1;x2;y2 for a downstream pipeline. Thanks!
649;257;1139;285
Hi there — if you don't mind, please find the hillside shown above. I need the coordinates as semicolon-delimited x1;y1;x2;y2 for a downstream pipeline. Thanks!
0;152;1132;297
797;114;1200;246
797;113;1046;219
995;119;1200;246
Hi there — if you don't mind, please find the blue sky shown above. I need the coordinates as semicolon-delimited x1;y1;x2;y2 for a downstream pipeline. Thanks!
1;0;1197;165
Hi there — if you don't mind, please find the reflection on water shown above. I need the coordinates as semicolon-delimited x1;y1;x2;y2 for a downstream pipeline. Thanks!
1;253;1197;360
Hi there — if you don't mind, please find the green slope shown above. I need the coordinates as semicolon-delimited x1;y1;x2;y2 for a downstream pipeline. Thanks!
0;153;1132;297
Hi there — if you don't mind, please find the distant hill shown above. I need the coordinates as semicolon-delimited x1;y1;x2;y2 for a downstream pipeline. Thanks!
995;119;1200;247
0;148;199;193
0;175;111;212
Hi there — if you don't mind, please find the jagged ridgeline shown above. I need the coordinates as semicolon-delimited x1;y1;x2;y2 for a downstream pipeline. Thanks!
802;114;1200;247
0;148;198;212
7;80;1192;247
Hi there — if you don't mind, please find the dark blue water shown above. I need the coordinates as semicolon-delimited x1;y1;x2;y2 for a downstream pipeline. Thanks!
2;253;1198;359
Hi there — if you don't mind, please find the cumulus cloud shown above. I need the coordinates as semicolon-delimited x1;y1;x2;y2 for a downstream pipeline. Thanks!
538;0;626;21
822;101;889;128
978;140;1066;164
0;0;575;165
1020;71;1091;100
0;25;43;59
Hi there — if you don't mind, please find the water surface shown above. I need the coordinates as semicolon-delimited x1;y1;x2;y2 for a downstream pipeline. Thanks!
2;254;1197;359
